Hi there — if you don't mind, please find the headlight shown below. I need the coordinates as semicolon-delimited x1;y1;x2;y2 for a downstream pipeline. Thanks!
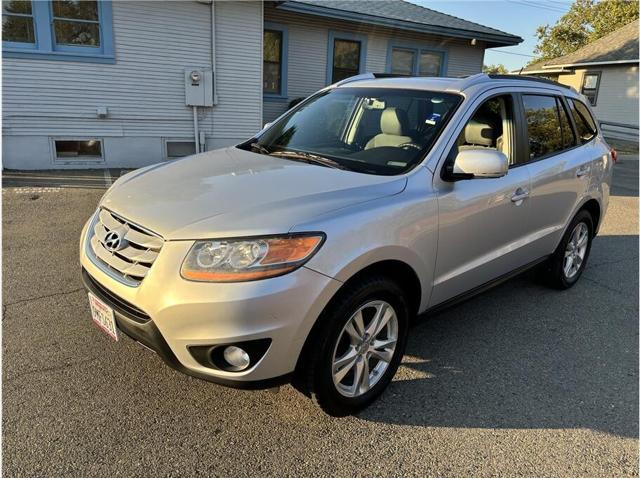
180;233;325;282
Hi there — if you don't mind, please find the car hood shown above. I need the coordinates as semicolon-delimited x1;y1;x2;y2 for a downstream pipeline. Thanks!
101;147;407;240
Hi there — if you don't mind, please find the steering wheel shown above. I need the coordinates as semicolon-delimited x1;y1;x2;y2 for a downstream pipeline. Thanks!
398;142;422;151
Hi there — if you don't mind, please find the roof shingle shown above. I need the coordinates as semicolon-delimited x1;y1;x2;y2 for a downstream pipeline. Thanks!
279;0;523;46
524;19;639;71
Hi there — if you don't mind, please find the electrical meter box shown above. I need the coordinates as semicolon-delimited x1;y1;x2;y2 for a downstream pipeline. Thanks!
184;67;213;107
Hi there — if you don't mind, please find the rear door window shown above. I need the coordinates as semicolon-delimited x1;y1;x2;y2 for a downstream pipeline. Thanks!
522;95;565;160
568;98;598;143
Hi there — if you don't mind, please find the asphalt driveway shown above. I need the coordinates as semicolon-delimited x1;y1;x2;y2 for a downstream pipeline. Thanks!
2;157;638;477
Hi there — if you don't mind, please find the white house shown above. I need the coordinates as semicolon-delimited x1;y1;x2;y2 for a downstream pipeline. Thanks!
2;0;521;169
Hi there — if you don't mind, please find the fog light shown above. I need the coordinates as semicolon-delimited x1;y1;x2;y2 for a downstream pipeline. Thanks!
223;346;250;370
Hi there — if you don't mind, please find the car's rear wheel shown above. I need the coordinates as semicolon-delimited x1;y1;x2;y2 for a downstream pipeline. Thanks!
540;209;594;289
294;276;409;416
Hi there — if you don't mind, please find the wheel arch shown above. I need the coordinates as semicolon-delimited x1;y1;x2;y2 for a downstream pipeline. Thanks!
580;198;601;235
293;258;423;380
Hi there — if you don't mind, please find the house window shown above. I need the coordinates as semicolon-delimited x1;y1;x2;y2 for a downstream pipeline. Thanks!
331;39;361;83
389;45;445;76
2;1;36;45
165;140;196;159
419;51;442;76
263;23;288;98
52;0;101;48
390;48;414;75
2;0;114;63
264;30;283;94
54;139;103;161
581;71;601;106
327;31;366;84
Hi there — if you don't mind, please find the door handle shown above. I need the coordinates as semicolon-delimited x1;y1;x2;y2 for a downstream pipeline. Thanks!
511;188;529;204
576;165;591;177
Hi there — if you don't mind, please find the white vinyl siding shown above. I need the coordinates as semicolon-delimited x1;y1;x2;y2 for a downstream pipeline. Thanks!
2;1;263;169
262;5;485;123
588;65;638;126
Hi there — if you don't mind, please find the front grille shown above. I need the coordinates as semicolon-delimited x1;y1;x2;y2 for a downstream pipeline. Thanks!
83;268;151;323
87;208;163;286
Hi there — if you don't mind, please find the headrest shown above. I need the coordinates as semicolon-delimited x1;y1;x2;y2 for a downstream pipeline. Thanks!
464;119;496;147
380;107;409;136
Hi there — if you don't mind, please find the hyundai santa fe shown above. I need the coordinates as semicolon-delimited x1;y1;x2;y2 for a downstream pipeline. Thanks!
80;73;614;416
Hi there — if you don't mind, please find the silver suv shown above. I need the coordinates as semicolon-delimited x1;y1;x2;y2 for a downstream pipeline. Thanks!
80;73;614;416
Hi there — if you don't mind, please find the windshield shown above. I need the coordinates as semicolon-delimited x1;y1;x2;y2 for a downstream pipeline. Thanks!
241;87;462;175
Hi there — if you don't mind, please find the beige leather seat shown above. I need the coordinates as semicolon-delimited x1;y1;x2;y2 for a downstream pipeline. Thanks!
458;119;497;150
365;107;412;149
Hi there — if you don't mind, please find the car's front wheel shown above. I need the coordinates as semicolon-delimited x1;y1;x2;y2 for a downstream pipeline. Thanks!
295;276;409;416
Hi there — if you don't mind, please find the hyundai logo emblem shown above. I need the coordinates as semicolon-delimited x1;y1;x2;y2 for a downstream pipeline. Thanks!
104;229;127;252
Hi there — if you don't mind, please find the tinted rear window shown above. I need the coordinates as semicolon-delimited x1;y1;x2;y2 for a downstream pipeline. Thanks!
568;99;598;143
522;95;564;160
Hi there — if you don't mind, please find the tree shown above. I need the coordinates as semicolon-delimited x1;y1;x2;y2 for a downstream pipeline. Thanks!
483;64;509;74
534;0;639;61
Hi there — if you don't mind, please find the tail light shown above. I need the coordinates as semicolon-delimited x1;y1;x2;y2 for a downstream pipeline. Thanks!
610;148;617;163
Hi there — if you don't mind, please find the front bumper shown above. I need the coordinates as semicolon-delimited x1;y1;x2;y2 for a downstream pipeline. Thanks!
79;218;342;386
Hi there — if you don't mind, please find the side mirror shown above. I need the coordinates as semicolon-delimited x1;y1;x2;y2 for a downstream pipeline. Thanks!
450;149;508;179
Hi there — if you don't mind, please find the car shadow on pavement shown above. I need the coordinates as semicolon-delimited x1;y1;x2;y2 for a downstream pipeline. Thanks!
361;234;638;439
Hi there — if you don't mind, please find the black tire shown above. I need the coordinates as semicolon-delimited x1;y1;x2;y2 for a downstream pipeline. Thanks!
293;275;410;416
539;209;594;289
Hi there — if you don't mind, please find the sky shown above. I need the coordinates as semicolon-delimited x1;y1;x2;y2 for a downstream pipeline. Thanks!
412;0;573;71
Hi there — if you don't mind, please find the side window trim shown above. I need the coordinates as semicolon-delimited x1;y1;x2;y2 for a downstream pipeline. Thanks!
557;95;579;148
512;92;528;168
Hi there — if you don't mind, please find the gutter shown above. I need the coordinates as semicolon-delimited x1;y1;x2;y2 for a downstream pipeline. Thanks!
542;59;639;69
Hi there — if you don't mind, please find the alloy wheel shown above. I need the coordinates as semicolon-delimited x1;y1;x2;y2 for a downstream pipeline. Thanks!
331;300;399;398
563;222;589;279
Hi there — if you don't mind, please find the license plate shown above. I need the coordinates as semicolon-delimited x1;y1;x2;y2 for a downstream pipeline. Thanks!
88;292;118;341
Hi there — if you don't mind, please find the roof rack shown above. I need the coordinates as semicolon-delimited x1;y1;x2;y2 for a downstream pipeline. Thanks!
332;72;574;92
452;72;488;90
488;74;573;90
333;72;411;87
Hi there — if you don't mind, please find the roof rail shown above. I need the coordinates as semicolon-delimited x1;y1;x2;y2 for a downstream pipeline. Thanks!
333;72;375;86
452;73;490;91
333;72;412;87
488;74;573;90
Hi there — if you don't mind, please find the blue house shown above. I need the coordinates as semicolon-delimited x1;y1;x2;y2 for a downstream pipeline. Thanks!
2;0;521;169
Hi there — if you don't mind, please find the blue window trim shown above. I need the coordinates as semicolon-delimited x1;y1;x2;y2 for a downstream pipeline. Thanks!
385;41;448;77
3;1;115;64
326;30;367;85
263;21;288;101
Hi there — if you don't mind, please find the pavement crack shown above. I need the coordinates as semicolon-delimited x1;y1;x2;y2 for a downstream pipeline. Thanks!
4;287;84;310
581;276;626;295
5;356;101;384
589;256;638;268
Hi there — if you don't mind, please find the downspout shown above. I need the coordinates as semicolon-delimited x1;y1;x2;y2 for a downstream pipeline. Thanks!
211;1;217;105
192;105;200;154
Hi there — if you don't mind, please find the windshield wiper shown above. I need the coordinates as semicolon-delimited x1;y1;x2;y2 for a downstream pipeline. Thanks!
249;142;271;155
269;150;349;170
